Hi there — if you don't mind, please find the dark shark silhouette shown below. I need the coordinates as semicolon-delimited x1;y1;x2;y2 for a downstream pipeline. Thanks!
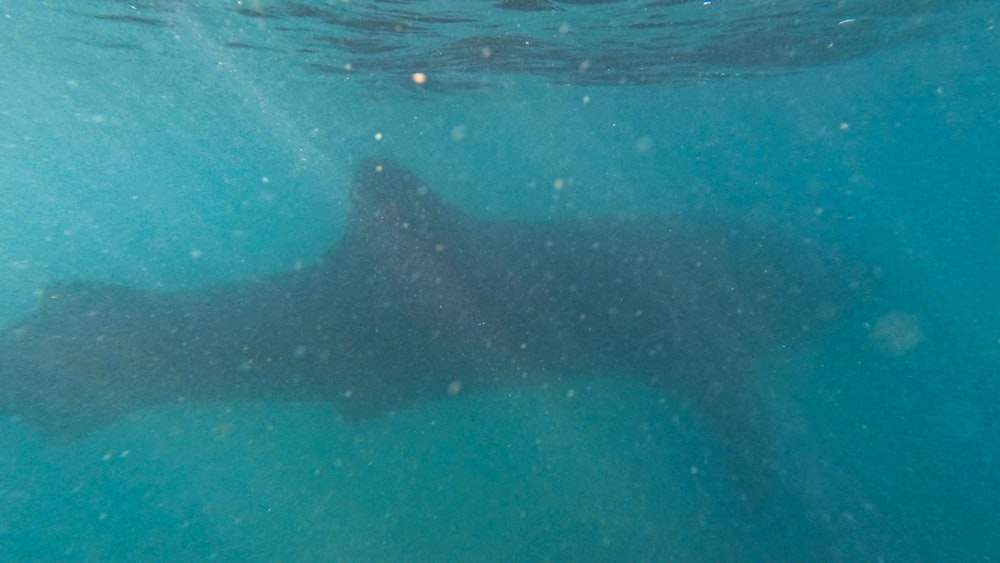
0;158;861;499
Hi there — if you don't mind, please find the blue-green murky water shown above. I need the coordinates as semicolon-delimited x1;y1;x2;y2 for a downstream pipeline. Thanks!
1;2;997;560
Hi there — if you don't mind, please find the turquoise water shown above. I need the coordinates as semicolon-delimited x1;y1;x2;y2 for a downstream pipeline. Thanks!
1;2;998;560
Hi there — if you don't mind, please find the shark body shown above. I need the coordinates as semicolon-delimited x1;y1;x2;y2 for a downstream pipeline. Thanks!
0;158;862;499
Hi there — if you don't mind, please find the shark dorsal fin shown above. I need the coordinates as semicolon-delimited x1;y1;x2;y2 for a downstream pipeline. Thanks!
351;158;467;237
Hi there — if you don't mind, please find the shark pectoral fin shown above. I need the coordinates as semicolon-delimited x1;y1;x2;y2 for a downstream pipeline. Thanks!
325;363;455;423
684;369;777;510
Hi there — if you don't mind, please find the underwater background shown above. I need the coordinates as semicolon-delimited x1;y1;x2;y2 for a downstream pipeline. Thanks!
0;1;997;560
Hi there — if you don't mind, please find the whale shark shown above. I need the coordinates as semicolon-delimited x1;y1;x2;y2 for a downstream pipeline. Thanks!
0;158;863;500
